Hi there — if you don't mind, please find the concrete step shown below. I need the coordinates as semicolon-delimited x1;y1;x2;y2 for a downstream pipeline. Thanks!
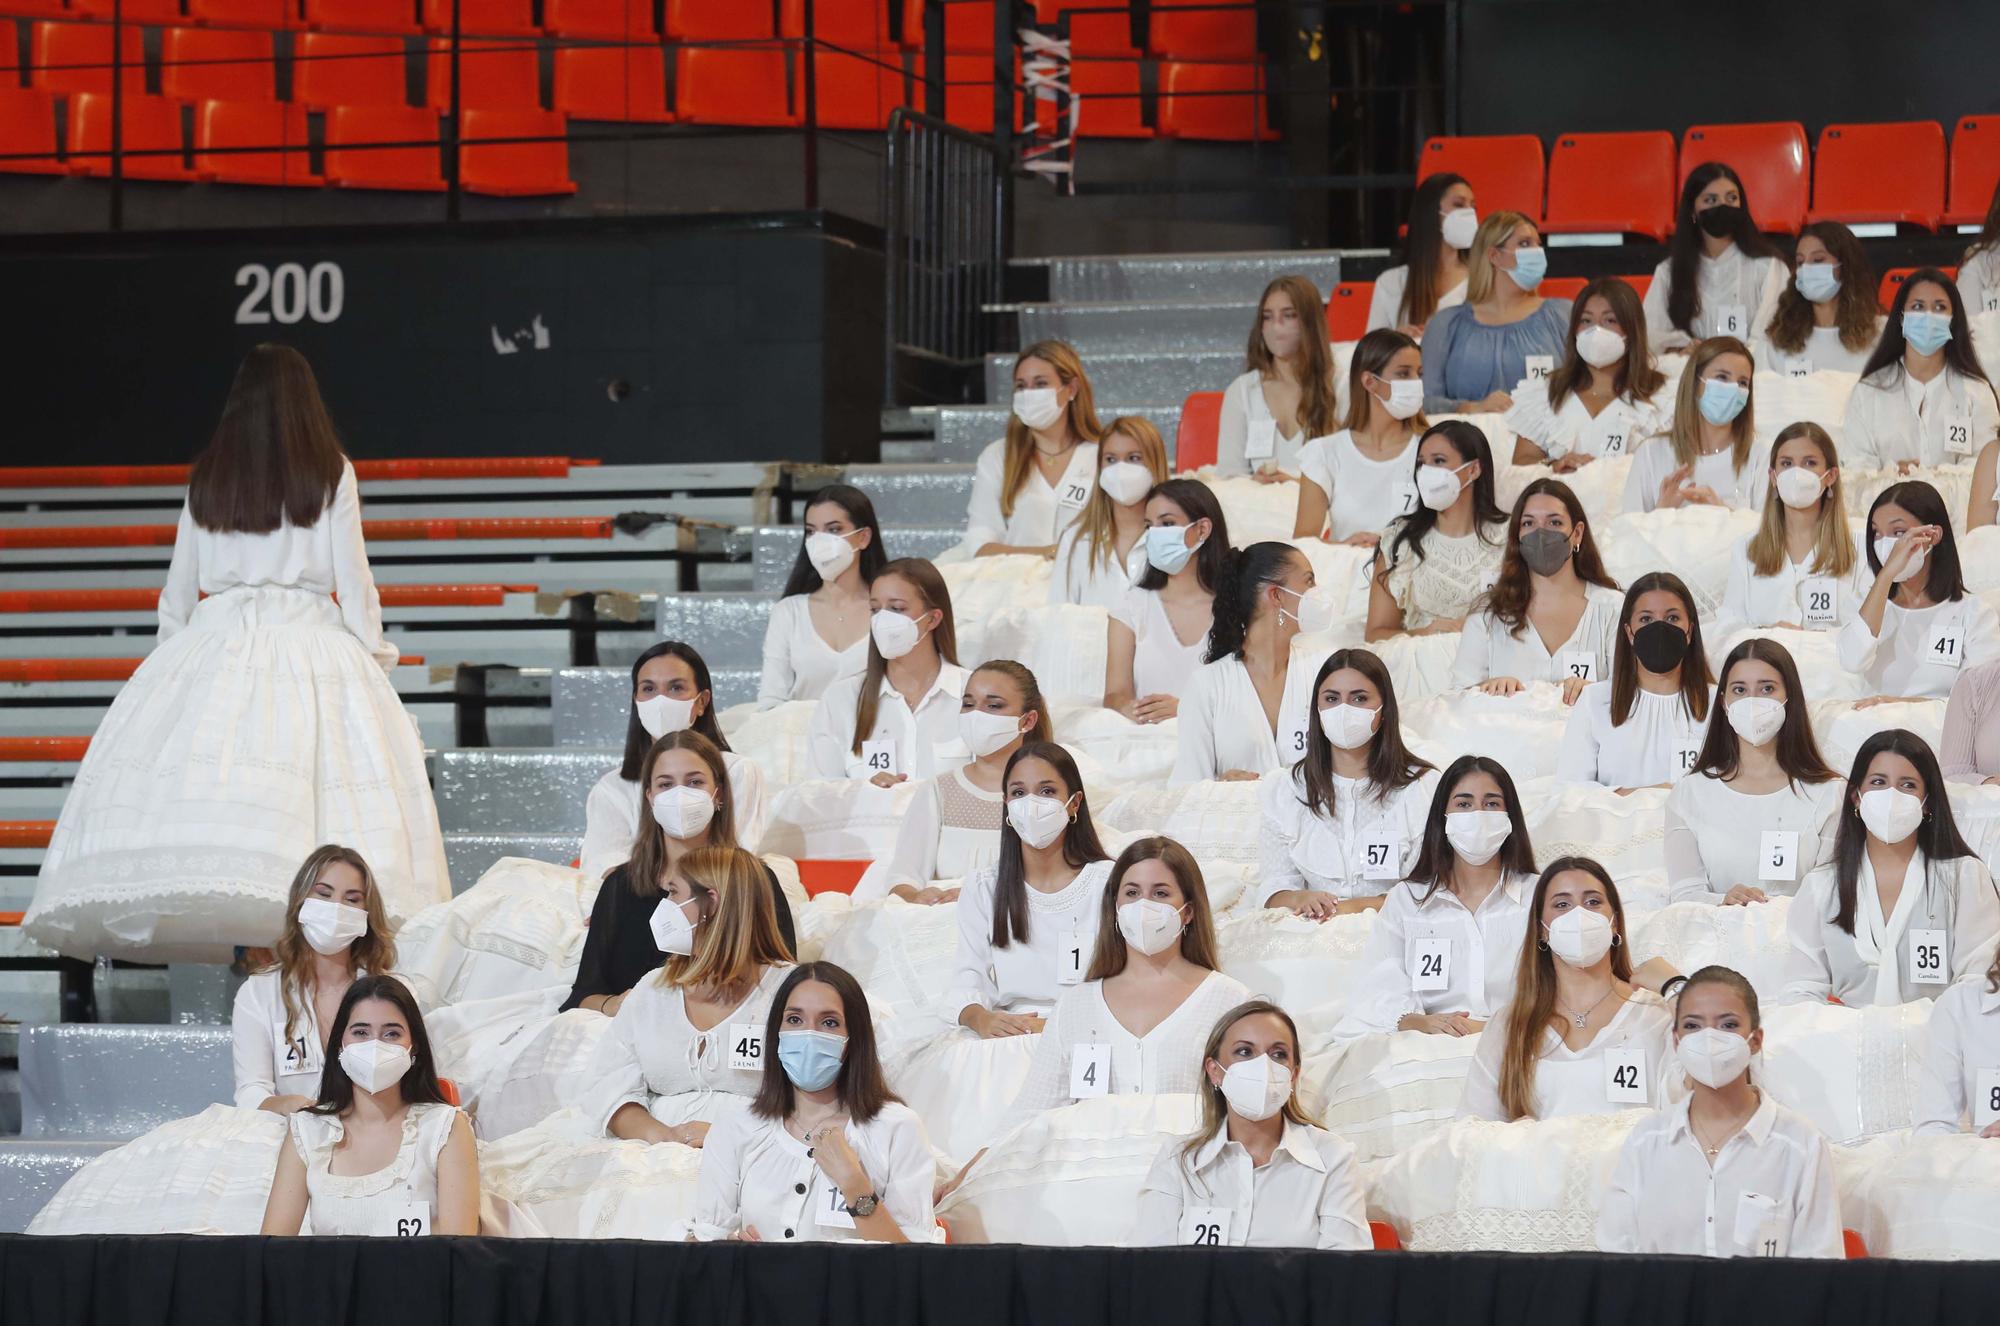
20;1023;231;1140
928;405;1185;464
444;831;584;891
0;1140;121;1233
432;748;614;834
1030;249;1345;303
1013;300;1258;356
655;592;776;671
985;350;1239;407
741;526;962;592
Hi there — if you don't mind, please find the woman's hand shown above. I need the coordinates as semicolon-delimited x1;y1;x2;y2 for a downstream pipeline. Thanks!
869;771;909;789
891;883;960;905
258;1094;317;1115
1895;459;1921;476
1415;616;1466;636
1251;465;1290;486
1657;465;1692;509
1679;484;1725;507
1631;956;1684;995
1982;1121;2000;1139
965;1006;1045;1039
810;1123;869;1196
1335;896;1386;915
1217;769;1263;782
1559;675;1590;705
1880;524;1941;585
1853;695;1913;710
1466;391;1512;414
733;1225;764;1242
1399;1012;1481;1036
1721;886;1769;907
673;1121;712;1148
1133;694;1179;724
1340;530;1382;550
1478;677;1524;697
1269;889;1339;920
1551;453;1595;474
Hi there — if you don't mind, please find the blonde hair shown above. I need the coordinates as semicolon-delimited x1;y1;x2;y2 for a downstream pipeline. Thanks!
1179;1000;1320;1174
1073;415;1169;577
1496;858;1633;1121
1244;276;1339;440
655;846;794;987
1667;336;1757;475
1463;210;1538;305
260;845;397;1049
1747;421;1857;580
1003;341;1103;519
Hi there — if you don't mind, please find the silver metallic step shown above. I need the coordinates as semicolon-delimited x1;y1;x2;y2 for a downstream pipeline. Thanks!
1015;300;1258;356
743;527;963;592
985;350;1241;408
20;1023;231;1140
432;748;614;833
443;832;585;891
655;593;777;671
931;405;1185;464
0;1140;121;1233
1030;249;1346;303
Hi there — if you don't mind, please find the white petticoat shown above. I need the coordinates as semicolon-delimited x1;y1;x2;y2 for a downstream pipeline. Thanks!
28;1104;289;1235
477;1104;712;1239
888;1029;1042;1165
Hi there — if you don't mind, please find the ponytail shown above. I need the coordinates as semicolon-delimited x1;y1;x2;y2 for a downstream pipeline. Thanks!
1203;541;1299;663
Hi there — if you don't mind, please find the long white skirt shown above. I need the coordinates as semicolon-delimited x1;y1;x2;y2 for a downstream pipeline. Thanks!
24;586;450;962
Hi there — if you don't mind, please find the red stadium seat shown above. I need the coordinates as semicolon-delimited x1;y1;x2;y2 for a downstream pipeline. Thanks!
195;98;320;184
73;0;185;25
1878;265;1959;314
0;88;67;175
1157;61;1273;142
1148;0;1254;59
67;91;197;179
664;0;772;39
1326;280;1370;341
324;102;444;189
1680;121;1809;234
1175;390;1223;470
1369;1221;1401;1250
1070;58;1148;139
294;33;407;109
781;0;897;47
1543;130;1675;241
1064;9;1138;56
0;0;66;14
1945;116;2000;229
917;0;993;51
305;0;418;30
1843;1229;1867;1259
460;106;574;194
425;37;539;111
929;51;1019;134
552;45;672;122
1539;276;1586;300
1418;134;1544;223
1809;121;1946;230
795;859;869;895
675;46;798;127
1624;272;1651;301
809;48;907;132
161;27;277;103
423;0;536;34
543;0;653;38
31;22;146;96
189;0;299;27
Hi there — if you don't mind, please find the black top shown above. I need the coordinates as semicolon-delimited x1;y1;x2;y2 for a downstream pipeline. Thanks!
560;860;797;1012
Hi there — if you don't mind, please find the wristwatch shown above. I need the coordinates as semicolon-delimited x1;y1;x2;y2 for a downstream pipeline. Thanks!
842;1191;881;1218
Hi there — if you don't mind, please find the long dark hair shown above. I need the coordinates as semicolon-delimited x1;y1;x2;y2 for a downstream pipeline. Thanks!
1383;420;1505;569
1407;755;1535;903
780;483;888;598
618;640;732;781
1666;163;1780;335
1204;542;1302;663
1609;572;1712;727
991;741;1108;949
1084;837;1222;979
1693;639;1836;788
188;343;347;535
1829;730;1976;936
1135;478;1232;594
1290;648;1434;819
1864;481;1966;604
751;962;898;1124
1482;478;1618;635
1399;171;1471;327
1859;268;1997;403
1763;222;1880;355
309;974;449;1116
1546;277;1664;410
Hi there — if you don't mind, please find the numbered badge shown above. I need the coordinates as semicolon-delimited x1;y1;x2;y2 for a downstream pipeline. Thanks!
277;1027;322;1078
728;1021;763;1073
1940;409;1975;459
381;1201;430;1237
1716;304;1748;338
1924;615;1965;670
1604;1044;1648;1104
1736;1192;1786;1258
1558;650;1596;683
1524;355;1555;384
1909;927;1948;985
1070;1042;1111;1099
816;1182;856;1229
1058;929;1085;986
1245;417;1278;462
1359;832;1400;881
1757;830;1799;884
1799;577;1837;631
860;739;899;777
1974;1068;2000;1131
1058;477;1091;509
1670;740;1702;783
1179;1206;1231;1246
1410;935;1450;993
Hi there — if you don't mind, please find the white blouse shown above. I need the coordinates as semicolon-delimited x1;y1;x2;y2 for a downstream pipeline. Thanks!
1459;989;1673;1121
1111;586;1212;699
961;439;1100;553
691;1101;939;1243
1835;595;2000;700
158;459;395;669
1663;773;1842;904
1557;682;1707;790
289;1102;459;1236
1597;1094;1844;1259
1504;381;1669;462
1958;246;2000;318
1622;437;1770;514
1215;369;1310;478
1333;871;1534;1035
1050;525;1138;610
1642;247;1786;350
1841;365;2000;470
1132;1119;1370;1250
1010;968;1254;1114
1170;645;1321;784
1376;521;1507;630
806;662;972;781
859;766;1002;902
582;963;791;1133
946;858;1113;1019
1914;980;2000;1136
757;593;870;710
1296;429;1421;542
579;755;771;885
1366;265;1467;334
1450;583;1624;688
233;967;349;1109
1751;320;1883;377
1253;766;1443;906
1781;851;2000;1006
1714;531;1871;638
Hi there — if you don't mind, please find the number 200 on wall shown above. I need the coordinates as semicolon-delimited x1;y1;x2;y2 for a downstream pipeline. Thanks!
235;261;345;325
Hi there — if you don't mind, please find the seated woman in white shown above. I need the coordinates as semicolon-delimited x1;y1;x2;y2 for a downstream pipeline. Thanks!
1460;858;1672;1120
1914;950;2000;1136
692;962;939;1243
1257;648;1440;918
1172;542;1328;783
1506;275;1669;470
1974;437;1998;529
1842;268;2000;473
1335;754;1537;1037
1781;728;2000;1006
585;845;792;1147
1749;222;1883;377
1133;999;1369;1250
1598;966;1843;1259
1367;170;1474;337
1666;639;1841;906
1050;414;1170;610
236;845;395;1114
1009;837;1252;1114
262;974;480;1236
1624;336;1767;514
964;340;1102;557
1293;328;1424;549
756;482;880;710
1365;420;1508;641
806;558;971;784
1842;481;2000;706
1558;573;1715;791
1957;194;2000;318
1642;163;1786;352
1942;659;2000;785
1216;275;1339;479
864;659;1053;905
1107;479;1227;724
1451;478;1623;697
582;640;769;881
1715;422;1869;639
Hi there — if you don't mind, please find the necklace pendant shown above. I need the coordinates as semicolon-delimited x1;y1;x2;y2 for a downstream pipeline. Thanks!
1573;1012;1588;1027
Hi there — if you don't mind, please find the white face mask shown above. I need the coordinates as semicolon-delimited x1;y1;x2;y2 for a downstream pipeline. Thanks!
340;1039;414;1094
1276;584;1337;634
635;693;695;740
1415;460;1473;512
1573;324;1627;369
804;529;860;580
960;709;1027;759
1098;460;1154;507
1007;793;1073;850
1444;810;1512;865
1726;696;1786;747
297;897;368;956
1117;898;1187;956
1439;206;1480;251
1317;701;1379;751
870;608;925;659
650;785;716;840
1372;376;1425;421
1773;467;1825;510
649;894;702;956
1013;387;1065;431
1857;787;1923;843
1219;1054;1293;1122
1545;908;1614;968
1872;535;1927;583
1675;1026;1753;1090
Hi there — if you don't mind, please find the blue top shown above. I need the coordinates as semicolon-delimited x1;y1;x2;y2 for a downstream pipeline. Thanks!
1420;298;1574;413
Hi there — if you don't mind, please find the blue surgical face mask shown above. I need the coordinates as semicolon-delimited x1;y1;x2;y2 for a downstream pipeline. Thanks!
777;1029;846;1092
1697;376;1750;425
1794;263;1840;304
1903;309;1952;355
1504;245;1547;291
1143;523;1203;575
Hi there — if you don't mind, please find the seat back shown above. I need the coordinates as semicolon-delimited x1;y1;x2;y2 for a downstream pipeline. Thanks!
1812;121;1946;229
552;44;670;123
1680;121;1809;233
162;27;277;103
1148;0;1254;58
1544;130;1676;240
421;0;536;34
304;0;419;32
0;87;66;175
32;22;146;95
810;47;907;131
460;106;574;195
1325;280;1371;341
1070;57;1147;139
324;103;444;189
675;45;797;126
67;91;192;179
294;32;408;108
664;0;771;39
1418;134;1544;222
1878;265;1960;315
781;0;898;46
195;97;318;184
1175;390;1224;471
1157;60;1272;141
543;0;653;38
1947;116;2000;227
425;36;540;110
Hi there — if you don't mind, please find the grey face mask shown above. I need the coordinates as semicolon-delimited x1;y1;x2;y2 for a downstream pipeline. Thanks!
1519;527;1575;577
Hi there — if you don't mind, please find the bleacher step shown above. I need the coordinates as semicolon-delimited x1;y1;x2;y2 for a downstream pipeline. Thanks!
0;1140;122;1234
929;405;1185;464
1029;250;1346;303
19;1023;230;1140
1014;300;1266;356
741;527;962;592
985;350;1242;408
432;748;616;834
444;832;585;891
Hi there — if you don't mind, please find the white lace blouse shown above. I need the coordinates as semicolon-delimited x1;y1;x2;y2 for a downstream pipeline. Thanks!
1376;520;1507;629
856;767;1004;902
288;1102;459;1236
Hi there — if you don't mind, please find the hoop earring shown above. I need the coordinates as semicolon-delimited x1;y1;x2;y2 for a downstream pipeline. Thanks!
1611;932;1622;948
1536;939;1550;953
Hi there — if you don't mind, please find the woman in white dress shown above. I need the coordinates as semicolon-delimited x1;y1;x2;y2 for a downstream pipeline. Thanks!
691;962;940;1242
756;483;882;708
1666;639;1841;906
1460;857;1672;1120
1842;268;2000;473
1957;185;2000;317
1643;163;1787;352
262;974;481;1236
1624;336;1768;513
963;340;1102;557
1215;275;1339;479
1750;223;1883;377
1506;275;1670;469
1714;422;1868;639
1334;754;1537;1037
1256;648;1440;918
1781;729;2000;1006
582;640;769;882
1973;438;1998;530
1598;967;1844;1259
1843;481;2000;705
864;659;1054;904
236;845;396;1114
1366;170;1474;337
25;345;448;962
1107;478;1227;723
1050;415;1170;609
1293;328;1425;548
1452;478;1623;695
1365;420;1508;640
1558;573;1715;791
806;558;970;784
1133;999;1370;1249
1914;947;2000;1136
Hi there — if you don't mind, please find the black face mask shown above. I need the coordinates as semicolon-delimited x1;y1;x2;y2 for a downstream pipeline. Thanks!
1695;203;1746;240
1519;527;1575;577
1630;619;1690;673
